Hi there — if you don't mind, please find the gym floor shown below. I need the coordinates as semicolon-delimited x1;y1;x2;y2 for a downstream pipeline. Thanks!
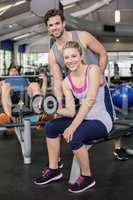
0;129;133;200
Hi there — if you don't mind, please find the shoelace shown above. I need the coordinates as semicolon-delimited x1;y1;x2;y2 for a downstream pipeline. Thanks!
76;176;85;186
41;164;50;174
42;168;51;177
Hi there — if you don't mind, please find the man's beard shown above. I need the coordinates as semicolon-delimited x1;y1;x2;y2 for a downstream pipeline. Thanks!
51;29;64;39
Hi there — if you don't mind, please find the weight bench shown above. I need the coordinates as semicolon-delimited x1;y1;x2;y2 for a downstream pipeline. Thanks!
11;101;47;165
0;96;44;165
0;91;52;165
0;112;45;165
69;118;133;183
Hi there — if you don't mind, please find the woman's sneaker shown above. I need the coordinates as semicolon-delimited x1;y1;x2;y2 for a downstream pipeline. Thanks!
113;148;128;161
34;168;63;185
68;175;95;193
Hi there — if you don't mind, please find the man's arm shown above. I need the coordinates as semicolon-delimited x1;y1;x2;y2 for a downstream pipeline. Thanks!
79;31;108;74
48;50;63;107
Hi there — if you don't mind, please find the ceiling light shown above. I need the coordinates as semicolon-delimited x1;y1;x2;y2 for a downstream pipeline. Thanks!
63;3;77;10
0;10;7;16
14;0;26;6
0;5;12;12
13;33;30;40
115;10;120;23
116;38;120;42
115;0;120;24
60;0;80;6
0;0;26;12
9;24;13;28
9;23;18;28
0;0;26;16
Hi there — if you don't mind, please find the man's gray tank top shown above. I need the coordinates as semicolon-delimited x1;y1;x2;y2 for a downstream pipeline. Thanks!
51;31;99;77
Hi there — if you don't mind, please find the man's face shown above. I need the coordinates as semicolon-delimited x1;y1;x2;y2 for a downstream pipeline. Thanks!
47;15;65;39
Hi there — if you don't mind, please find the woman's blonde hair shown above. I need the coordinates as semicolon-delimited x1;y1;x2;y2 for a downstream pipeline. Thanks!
63;41;83;56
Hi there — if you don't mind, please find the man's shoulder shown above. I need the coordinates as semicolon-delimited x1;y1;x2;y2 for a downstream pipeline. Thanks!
77;30;89;36
50;40;57;51
72;30;90;41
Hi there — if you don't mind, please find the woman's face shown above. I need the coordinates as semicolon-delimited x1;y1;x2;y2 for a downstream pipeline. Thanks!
63;47;82;71
9;68;19;76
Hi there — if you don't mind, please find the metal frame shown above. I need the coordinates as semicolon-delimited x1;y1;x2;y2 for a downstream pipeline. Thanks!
0;120;45;164
15;120;31;164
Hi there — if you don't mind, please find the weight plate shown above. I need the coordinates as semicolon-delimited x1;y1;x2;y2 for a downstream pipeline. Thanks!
43;95;58;115
32;95;44;114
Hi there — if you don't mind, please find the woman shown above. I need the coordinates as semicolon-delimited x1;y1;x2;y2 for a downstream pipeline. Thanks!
34;41;113;193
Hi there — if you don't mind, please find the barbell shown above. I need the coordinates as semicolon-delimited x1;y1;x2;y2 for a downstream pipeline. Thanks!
0;75;39;79
0;74;53;79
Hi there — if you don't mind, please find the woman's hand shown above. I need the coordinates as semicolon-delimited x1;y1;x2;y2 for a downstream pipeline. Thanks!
63;125;76;143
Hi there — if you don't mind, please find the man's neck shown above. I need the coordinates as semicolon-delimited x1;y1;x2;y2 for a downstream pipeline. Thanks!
55;31;71;46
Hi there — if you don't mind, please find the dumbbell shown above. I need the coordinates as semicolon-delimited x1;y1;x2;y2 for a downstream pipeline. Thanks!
32;94;80;115
32;94;58;115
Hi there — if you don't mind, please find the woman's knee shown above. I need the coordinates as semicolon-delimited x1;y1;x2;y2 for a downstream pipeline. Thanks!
1;83;11;94
69;139;83;150
45;121;59;138
27;82;41;97
28;82;40;91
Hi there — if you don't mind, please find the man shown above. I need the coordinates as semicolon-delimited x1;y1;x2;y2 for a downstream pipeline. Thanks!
46;9;107;107
0;64;47;123
44;9;132;161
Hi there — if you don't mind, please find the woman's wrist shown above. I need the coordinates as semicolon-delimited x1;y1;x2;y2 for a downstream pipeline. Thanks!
56;108;61;115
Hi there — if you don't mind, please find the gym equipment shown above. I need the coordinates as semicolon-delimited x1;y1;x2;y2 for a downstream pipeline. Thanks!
43;94;58;115
0;96;46;165
0;119;45;164
113;63;120;81
32;95;44;114
0;120;46;129
32;94;58;115
32;94;80;115
130;64;133;76
112;84;133;109
0;75;39;79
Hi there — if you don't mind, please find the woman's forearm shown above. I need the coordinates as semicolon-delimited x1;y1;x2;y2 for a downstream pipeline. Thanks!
57;107;75;118
70;98;96;130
